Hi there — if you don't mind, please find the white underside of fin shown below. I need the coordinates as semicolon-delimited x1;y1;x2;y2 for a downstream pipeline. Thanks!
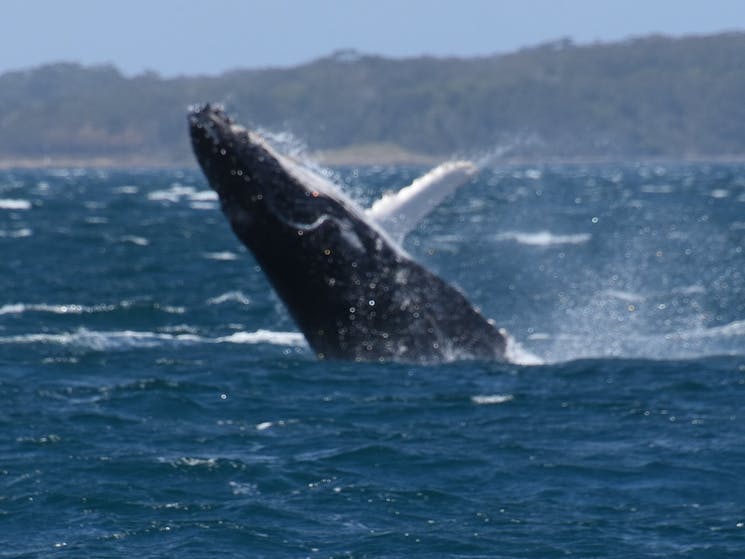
258;129;478;248
366;160;478;243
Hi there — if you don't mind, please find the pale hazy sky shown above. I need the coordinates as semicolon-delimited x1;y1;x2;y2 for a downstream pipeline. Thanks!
3;0;744;76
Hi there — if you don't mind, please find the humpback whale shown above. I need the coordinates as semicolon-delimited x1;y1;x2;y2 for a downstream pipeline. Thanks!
189;105;507;362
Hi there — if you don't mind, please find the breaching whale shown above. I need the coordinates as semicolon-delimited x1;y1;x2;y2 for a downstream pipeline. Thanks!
188;104;507;362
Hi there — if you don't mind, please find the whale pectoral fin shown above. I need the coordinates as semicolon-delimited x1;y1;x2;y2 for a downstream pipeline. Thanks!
365;160;478;243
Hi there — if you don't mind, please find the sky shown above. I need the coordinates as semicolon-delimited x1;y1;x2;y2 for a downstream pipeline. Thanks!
3;0;745;77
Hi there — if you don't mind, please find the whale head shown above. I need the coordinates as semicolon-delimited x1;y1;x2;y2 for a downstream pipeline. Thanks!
188;104;396;351
189;104;370;238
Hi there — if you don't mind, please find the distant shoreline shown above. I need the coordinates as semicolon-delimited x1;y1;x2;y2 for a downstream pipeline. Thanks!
2;150;745;170
4;34;745;167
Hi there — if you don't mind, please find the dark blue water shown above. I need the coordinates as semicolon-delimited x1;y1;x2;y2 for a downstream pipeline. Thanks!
1;164;744;557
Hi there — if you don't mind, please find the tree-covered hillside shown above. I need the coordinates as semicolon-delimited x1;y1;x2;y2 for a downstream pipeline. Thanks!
1;32;744;165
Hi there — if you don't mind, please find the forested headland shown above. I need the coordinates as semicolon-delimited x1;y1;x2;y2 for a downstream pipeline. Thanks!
1;32;744;166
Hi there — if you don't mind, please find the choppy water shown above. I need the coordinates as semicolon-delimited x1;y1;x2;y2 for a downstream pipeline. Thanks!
1;164;744;557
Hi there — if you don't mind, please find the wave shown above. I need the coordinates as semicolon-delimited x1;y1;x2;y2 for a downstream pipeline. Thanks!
189;201;219;210
147;184;217;204
119;235;149;246
114;185;139;194
0;199;31;210
494;230;591;246
216;330;306;346
0;303;117;315
202;251;239;260
0;327;307;351
471;394;514;405
0;301;184;316
0;329;199;350
207;291;251;306
0;228;32;238
710;189;730;199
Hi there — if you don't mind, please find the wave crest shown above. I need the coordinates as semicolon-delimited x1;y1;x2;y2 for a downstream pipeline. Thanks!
495;230;591;246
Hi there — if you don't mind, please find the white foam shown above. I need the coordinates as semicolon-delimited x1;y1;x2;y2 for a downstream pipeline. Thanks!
255;418;291;431
0;329;194;350
0;228;32;238
147;185;217;204
114;185;139;194
120;235;149;246
189;190;219;201
0;199;31;210
147;185;196;202
471;394;514;405
159;305;186;314
207;291;251;306
640;184;674;194
216;330;307;346
0;327;308;350
0;303;116;315
0;304;26;315
189;202;218;210
203;251;238;261
169;457;218;468
495;231;591;246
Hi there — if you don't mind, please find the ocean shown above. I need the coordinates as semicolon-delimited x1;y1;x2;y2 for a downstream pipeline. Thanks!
1;163;744;557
